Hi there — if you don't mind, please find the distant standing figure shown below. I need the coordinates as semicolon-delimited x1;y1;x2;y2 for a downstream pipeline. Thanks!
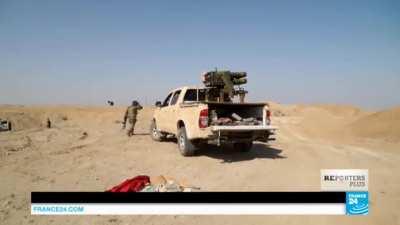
46;118;51;128
122;101;143;136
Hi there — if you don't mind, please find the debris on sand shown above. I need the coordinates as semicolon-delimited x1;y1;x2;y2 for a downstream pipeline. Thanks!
107;175;150;192
79;132;88;140
145;175;200;192
106;175;200;192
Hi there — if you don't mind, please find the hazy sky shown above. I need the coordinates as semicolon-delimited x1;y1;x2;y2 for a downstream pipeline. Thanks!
1;0;399;109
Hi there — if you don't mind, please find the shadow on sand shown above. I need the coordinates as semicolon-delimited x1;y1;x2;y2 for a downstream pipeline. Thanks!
158;137;285;163
196;143;286;163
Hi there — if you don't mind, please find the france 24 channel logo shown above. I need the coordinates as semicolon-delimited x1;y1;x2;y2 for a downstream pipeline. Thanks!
346;192;369;215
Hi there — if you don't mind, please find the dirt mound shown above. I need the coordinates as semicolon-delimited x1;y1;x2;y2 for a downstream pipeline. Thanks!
268;102;365;118
0;106;80;131
0;106;154;132
0;107;44;131
267;102;297;117
312;104;365;117
291;104;365;118
290;106;353;140
349;107;400;142
268;103;369;142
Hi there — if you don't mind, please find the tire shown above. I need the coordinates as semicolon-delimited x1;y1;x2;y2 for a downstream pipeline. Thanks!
177;127;196;156
234;142;253;152
150;120;165;141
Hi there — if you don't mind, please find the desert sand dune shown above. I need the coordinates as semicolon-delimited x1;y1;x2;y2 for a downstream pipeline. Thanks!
348;107;400;142
0;104;399;225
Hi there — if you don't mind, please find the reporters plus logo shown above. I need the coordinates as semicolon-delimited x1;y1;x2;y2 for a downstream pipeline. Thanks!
321;170;368;191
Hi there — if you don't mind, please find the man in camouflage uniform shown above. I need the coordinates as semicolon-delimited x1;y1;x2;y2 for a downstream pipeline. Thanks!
122;100;143;136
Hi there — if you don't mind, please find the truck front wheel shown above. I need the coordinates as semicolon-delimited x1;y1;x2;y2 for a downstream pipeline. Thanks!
177;127;196;156
234;142;253;152
150;120;165;141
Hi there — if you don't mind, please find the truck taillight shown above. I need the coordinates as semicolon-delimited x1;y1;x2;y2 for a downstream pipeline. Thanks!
266;110;271;119
199;109;209;128
266;109;271;125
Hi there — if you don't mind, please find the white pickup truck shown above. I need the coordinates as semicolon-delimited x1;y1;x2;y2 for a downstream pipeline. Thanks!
150;86;277;156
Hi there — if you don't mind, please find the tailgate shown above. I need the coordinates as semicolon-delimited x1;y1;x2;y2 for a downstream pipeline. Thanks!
211;125;277;132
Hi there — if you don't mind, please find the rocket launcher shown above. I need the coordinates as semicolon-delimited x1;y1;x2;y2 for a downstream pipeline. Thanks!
201;70;248;102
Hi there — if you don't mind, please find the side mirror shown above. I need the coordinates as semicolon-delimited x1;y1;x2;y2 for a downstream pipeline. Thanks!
155;101;162;107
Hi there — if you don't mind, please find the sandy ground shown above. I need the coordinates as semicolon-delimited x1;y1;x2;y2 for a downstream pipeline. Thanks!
0;104;399;225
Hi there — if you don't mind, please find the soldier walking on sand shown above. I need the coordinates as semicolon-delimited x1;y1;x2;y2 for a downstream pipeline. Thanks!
122;100;143;136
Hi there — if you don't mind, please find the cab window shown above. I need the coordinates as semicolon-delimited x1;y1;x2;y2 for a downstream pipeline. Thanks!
183;89;206;102
162;93;172;107
183;89;197;102
170;90;181;105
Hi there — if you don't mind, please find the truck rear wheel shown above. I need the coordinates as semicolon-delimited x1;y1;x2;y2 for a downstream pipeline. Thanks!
177;127;196;156
234;142;253;152
150;120;165;141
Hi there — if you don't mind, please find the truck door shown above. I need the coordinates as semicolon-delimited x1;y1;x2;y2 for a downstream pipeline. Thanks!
165;90;182;133
157;92;173;131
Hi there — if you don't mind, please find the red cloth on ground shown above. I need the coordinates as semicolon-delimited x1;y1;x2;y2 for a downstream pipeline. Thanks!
107;175;150;192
